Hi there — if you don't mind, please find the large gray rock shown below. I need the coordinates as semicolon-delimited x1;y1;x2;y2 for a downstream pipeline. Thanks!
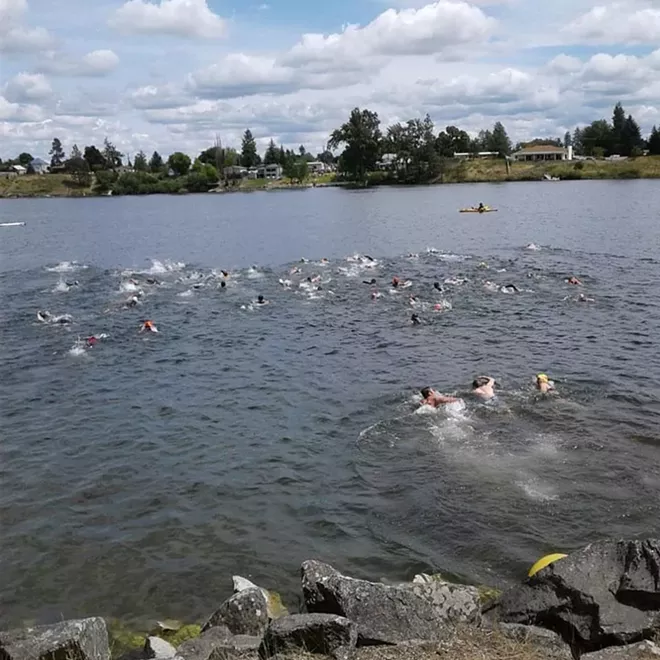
260;614;356;660
0;617;110;660
202;588;269;636
144;637;177;660
301;560;481;645
583;640;660;658
493;539;660;655
177;628;260;660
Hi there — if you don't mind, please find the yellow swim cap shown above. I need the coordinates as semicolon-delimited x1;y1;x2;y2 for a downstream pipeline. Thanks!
537;373;549;382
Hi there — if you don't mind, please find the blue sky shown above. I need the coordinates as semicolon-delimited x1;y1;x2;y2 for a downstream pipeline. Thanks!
1;0;660;160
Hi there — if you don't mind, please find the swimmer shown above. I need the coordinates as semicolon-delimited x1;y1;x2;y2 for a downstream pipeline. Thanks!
140;320;158;333
37;310;51;323
221;270;229;278
409;295;419;306
566;276;582;285
433;281;443;293
371;291;382;300
65;280;80;287
290;267;301;275
363;278;377;285
256;295;269;305
411;313;421;325
321;258;329;264
279;278;292;288
577;293;594;303
478;262;489;269
392;276;400;288
126;295;140;308
472;376;496;400
86;336;98;347
500;284;520;293
535;373;555;394
145;277;160;285
420;387;461;408
364;255;375;262
220;281;226;288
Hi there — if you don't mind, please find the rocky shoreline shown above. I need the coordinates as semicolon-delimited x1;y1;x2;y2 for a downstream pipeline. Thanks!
3;540;660;660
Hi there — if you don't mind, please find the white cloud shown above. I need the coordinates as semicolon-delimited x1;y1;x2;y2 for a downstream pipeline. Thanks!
37;49;120;77
564;2;660;44
3;73;52;103
110;0;227;39
0;95;45;122
129;83;189;109
280;0;495;72
0;0;54;52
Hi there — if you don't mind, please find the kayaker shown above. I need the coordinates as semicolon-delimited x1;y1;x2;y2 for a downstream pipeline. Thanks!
478;202;485;212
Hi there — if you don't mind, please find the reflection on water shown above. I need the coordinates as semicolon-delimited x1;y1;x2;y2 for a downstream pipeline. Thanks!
1;182;660;628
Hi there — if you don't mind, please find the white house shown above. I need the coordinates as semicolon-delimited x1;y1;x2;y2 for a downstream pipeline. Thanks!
264;163;282;179
307;161;326;175
29;158;49;174
511;145;571;162
11;164;27;175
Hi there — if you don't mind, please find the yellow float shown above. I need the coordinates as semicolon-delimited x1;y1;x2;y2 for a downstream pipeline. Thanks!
528;553;567;577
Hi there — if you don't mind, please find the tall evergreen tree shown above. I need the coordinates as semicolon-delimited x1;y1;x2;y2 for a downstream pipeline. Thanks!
563;131;572;149
70;144;82;160
149;151;164;173
49;138;65;168
134;150;148;171
621;114;643;156
649;126;660;155
572;127;584;155
241;130;259;168
611;102;626;155
264;139;279;165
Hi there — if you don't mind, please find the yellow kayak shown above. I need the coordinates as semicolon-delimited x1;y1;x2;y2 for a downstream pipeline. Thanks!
459;207;497;213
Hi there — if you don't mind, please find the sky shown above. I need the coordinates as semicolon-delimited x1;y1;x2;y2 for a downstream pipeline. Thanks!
1;0;660;160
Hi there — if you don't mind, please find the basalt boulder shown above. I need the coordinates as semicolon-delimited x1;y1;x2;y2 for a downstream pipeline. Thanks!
177;627;260;660
0;617;110;660
491;539;660;655
259;614;356;660
301;560;481;646
201;588;269;637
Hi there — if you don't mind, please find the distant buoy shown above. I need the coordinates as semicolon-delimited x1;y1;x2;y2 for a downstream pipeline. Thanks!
528;553;567;577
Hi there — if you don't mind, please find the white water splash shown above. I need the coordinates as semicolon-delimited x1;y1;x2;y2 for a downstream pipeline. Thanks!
46;261;85;273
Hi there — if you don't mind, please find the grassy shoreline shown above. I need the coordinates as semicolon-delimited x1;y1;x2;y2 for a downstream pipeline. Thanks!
1;157;659;199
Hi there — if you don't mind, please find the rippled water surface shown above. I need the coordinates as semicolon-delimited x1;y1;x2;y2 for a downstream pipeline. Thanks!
1;181;660;627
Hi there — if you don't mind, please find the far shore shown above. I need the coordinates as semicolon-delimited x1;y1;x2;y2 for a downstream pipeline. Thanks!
1;157;659;199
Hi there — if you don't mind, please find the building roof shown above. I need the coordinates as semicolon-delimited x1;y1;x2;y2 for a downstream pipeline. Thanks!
11;164;27;171
513;145;567;155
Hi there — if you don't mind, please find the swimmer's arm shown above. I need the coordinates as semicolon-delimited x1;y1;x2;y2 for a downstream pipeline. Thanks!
435;394;460;404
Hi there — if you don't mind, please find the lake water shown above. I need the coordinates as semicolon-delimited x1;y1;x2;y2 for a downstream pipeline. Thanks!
1;181;660;628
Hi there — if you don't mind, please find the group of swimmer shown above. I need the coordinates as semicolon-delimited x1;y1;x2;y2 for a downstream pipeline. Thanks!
420;373;555;409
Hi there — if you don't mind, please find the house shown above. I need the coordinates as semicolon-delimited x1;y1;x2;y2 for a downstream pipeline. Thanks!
375;153;398;170
264;163;282;179
307;161;326;175
29;158;49;174
11;165;27;175
116;165;134;174
511;145;571;162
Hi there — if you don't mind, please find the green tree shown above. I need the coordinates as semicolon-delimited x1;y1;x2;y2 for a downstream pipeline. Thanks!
436;125;471;157
102;137;123;169
572;128;584;155
611;102;625;155
149;151;164;173
488;122;512;156
563;131;572;149
621;114;643;156
264;139;279;165
328;107;382;183
70;144;82;160
298;145;306;157
581;119;612;157
134;150;148;172
241;129;259;167
18;152;33;167
649;126;660;155
167;152;191;177
49;138;65;168
84;145;105;171
278;146;286;166
65;156;91;187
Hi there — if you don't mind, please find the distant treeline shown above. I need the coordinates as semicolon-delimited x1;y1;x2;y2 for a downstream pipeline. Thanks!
2;101;659;191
